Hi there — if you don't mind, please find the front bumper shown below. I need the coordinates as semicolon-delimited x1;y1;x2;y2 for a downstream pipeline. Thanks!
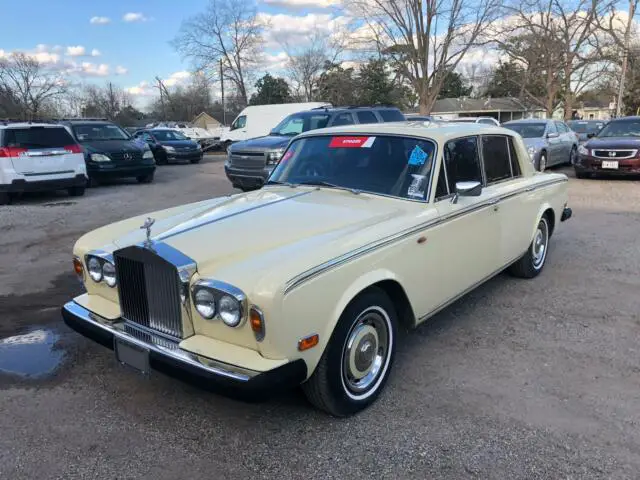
224;165;274;189
575;156;640;176
0;174;86;194
165;151;203;162
87;163;156;179
61;301;306;400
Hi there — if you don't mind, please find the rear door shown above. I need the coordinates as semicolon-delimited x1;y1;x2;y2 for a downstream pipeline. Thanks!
3;126;81;176
545;121;562;164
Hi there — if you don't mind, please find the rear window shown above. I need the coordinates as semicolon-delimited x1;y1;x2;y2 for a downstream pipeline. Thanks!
2;127;75;148
378;109;405;122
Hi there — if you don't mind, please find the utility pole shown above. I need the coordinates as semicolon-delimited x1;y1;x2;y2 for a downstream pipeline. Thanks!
616;0;636;118
220;58;226;125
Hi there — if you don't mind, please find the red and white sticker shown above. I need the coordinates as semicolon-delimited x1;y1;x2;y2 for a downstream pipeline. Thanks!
328;136;376;148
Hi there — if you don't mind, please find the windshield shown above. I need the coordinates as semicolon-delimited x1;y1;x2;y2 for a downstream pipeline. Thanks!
596;120;640;138
503;123;546;138
268;135;436;201
152;130;188;141
73;124;129;142
270;113;331;136
567;121;604;134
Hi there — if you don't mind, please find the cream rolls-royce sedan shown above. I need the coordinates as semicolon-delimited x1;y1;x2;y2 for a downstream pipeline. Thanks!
62;122;572;416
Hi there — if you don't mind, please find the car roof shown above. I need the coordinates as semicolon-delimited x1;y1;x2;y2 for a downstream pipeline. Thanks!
296;121;513;143
503;119;550;124
306;106;402;114
608;116;640;122
0;122;67;129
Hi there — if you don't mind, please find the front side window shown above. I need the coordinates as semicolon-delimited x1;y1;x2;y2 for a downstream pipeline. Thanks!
442;136;482;193
231;115;247;131
270;113;330;136
482;135;512;184
72;124;129;142
330;113;354;126
269;135;436;201
547;122;558;135
503;123;547;138
555;122;568;133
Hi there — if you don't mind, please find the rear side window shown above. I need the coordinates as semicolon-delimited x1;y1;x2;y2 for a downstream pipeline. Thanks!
482;136;512;184
356;111;379;124
3;127;75;148
508;137;521;176
442;136;482;192
478;118;497;125
378;109;405;122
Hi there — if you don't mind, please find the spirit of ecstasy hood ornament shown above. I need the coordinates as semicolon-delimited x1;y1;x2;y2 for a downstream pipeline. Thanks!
141;217;155;248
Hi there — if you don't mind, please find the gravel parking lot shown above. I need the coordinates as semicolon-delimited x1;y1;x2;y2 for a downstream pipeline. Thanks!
1;156;639;479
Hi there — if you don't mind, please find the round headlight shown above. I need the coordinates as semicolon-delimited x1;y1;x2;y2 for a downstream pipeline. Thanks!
88;257;102;282
194;289;216;319
219;295;242;327
103;262;117;287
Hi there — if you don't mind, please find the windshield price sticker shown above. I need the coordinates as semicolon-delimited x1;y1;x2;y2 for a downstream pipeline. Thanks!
329;136;376;148
408;145;428;166
407;174;427;199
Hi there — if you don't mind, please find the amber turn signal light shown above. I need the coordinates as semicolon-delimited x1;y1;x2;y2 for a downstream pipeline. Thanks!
298;334;319;351
249;307;265;341
73;257;84;280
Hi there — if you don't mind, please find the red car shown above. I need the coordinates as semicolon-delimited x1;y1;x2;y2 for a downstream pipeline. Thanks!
575;116;640;178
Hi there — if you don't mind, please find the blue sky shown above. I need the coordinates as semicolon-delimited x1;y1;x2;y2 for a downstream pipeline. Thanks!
0;0;344;104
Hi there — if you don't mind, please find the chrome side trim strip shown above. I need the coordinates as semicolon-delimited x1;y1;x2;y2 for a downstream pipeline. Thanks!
64;301;257;381
157;190;313;241
284;177;567;294
417;251;525;324
24;169;75;176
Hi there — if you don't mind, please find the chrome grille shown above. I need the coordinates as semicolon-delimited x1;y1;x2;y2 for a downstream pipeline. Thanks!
593;149;637;159
111;151;143;163
230;151;266;169
114;246;183;339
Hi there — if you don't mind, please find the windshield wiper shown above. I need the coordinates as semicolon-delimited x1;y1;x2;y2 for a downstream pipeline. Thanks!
298;180;360;194
264;180;296;187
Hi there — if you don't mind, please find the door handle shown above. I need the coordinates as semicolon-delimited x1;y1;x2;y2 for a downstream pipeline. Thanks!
487;198;500;206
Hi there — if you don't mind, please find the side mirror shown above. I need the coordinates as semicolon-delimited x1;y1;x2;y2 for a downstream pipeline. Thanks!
451;181;482;204
587;132;596;138
547;132;559;139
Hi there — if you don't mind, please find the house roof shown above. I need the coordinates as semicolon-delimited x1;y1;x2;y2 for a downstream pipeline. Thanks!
429;96;537;114
192;111;221;124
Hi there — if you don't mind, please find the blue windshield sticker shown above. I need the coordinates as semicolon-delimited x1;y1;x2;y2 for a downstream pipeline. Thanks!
408;145;428;166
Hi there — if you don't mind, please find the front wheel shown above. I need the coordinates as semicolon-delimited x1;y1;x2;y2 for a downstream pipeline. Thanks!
538;153;547;172
0;192;9;205
508;215;550;278
569;146;577;165
302;287;397;416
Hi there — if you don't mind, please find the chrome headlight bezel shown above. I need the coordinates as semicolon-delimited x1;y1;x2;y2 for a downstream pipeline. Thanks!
85;252;117;288
163;145;176;153
191;280;247;327
143;149;154;159
527;146;537;159
578;145;589;156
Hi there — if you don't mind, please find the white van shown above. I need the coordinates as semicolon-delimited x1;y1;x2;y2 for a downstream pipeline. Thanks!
222;102;330;145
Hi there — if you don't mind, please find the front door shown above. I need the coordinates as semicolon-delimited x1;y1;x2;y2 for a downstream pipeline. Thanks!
424;136;501;315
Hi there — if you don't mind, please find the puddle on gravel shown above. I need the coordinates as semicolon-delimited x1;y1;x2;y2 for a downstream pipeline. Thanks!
0;328;65;378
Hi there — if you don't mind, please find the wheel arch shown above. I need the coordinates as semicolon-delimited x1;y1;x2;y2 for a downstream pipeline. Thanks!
530;203;556;240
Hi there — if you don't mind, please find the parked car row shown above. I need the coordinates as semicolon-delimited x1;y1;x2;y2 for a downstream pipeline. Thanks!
0;118;206;205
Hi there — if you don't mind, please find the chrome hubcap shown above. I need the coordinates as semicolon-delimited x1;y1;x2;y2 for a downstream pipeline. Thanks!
342;308;390;396
540;156;546;172
532;220;548;269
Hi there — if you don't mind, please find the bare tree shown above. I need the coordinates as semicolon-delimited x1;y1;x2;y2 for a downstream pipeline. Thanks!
346;0;501;113
493;0;611;119
173;0;264;106
81;82;131;120
280;28;347;101
0;53;66;119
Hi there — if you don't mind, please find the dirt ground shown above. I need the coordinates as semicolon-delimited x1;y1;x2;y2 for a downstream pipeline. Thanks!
1;156;639;479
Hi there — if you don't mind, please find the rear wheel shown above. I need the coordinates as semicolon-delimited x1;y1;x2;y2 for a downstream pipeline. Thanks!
302;287;397;416
190;156;202;164
0;192;10;205
137;173;154;184
68;186;85;197
538;152;547;172
508;215;550;279
569;146;577;165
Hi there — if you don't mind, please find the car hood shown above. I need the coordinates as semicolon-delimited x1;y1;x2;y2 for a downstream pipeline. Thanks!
158;140;199;148
81;138;148;154
231;135;291;151
522;137;546;149
106;187;410;276
585;137;640;149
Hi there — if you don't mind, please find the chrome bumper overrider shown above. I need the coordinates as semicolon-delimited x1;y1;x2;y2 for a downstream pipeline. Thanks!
62;301;257;382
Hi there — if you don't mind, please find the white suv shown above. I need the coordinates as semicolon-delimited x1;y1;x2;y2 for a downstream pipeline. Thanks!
0;122;87;205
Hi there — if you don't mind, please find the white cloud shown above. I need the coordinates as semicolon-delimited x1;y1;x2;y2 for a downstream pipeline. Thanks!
90;16;111;25
115;65;128;75
91;49;101;57
126;81;154;96
79;62;110;77
262;52;289;71
66;45;86;57
163;70;191;86
127;71;192;97
123;12;148;23
258;13;349;48
261;0;340;9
